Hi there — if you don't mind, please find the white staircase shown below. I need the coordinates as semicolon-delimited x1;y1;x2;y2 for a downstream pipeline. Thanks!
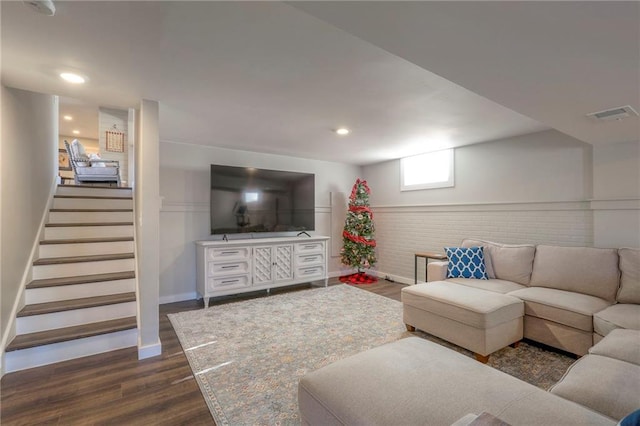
5;185;138;373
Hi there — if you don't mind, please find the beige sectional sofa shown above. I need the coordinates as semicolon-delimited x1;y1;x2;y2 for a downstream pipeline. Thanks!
298;241;640;425
422;239;640;356
298;331;640;425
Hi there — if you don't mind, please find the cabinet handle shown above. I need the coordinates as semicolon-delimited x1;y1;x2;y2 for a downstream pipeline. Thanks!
303;269;316;274
221;265;239;269
221;251;238;255
303;256;316;262
221;279;239;284
302;244;316;249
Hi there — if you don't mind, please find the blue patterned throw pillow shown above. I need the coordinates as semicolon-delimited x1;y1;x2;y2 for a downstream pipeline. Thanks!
445;246;489;280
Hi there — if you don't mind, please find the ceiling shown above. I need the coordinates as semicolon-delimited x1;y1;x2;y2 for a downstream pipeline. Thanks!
58;97;99;140
1;2;637;166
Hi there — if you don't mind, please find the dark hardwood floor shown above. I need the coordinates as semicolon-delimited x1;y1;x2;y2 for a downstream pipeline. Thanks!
0;279;405;425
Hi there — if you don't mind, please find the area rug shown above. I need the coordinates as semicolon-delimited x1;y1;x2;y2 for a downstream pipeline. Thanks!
169;284;574;425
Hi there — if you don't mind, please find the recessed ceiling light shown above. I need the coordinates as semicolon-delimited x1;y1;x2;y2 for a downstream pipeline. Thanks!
72;130;80;135
60;72;86;84
336;128;350;135
63;115;73;121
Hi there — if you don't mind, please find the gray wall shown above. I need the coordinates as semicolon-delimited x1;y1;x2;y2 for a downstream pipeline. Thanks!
159;141;361;302
592;140;640;248
1;86;58;353
362;130;597;283
365;130;592;206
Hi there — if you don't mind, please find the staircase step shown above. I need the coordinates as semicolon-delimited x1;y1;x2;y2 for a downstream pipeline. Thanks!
54;195;132;200
6;316;137;352
27;271;136;289
39;237;135;258
40;237;134;245
53;195;132;210
56;185;132;198
46;222;133;227
59;184;133;190
17;292;136;317
50;209;133;212
48;210;133;224
34;253;134;266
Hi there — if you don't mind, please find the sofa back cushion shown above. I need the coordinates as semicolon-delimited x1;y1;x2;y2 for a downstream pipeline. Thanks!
462;239;536;285
530;245;620;302
617;248;640;304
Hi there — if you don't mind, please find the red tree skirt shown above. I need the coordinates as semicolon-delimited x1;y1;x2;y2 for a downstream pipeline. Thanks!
339;272;378;285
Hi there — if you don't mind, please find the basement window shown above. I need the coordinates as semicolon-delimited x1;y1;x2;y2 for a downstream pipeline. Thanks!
400;149;454;191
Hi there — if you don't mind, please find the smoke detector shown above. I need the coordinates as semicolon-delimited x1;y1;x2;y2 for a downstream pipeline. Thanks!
23;0;56;16
587;105;638;122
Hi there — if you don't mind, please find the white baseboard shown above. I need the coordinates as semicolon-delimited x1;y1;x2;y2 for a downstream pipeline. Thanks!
367;270;415;286
159;292;198;305
138;340;162;360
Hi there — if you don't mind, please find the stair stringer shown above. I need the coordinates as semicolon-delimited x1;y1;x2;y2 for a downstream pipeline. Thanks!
0;177;58;377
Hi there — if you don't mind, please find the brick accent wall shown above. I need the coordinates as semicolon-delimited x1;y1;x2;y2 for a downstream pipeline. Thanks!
371;202;593;283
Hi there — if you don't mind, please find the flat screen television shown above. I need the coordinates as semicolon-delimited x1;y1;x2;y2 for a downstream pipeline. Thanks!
210;165;315;235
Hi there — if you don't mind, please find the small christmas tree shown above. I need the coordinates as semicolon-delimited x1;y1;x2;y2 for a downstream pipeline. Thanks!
340;178;377;284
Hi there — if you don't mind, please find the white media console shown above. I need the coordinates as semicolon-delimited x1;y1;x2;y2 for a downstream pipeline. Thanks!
195;236;329;308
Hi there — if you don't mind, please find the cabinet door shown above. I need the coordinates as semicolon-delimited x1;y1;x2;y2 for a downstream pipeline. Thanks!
274;244;293;282
253;246;273;285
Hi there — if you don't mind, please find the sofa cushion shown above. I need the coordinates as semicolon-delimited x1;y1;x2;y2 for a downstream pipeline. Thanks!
447;278;526;294
530;245;620;302
589;329;640;365
549;354;640;421
618;248;640;304
402;282;523;329
593;304;640;336
445;247;489;280
462;239;535;285
298;337;616;426
508;287;611;332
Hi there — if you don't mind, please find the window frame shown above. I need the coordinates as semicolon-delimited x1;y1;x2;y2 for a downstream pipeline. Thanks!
400;148;455;191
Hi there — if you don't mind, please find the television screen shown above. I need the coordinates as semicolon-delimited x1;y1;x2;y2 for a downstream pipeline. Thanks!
210;165;315;235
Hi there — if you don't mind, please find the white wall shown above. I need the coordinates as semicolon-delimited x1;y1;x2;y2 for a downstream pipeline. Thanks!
1;86;58;358
592;140;640;248
366;130;592;206
159;141;361;302
135;100;161;359
363;130;595;283
99;107;129;185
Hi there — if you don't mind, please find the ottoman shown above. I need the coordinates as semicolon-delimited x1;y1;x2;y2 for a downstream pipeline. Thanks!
402;281;524;362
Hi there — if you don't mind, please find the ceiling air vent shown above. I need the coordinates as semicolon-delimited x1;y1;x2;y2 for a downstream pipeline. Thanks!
587;105;639;122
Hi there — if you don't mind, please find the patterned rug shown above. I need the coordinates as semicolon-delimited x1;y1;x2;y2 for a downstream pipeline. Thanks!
168;284;574;425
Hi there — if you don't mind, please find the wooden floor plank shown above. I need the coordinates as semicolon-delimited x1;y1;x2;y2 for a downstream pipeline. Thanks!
27;271;136;289
33;252;134;265
0;279;407;425
17;293;137;317
40;237;134;245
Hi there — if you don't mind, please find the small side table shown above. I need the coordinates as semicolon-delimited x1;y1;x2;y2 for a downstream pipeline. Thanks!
414;251;447;284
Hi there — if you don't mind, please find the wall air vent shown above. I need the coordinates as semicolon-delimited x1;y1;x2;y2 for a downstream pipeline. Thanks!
587;105;639;122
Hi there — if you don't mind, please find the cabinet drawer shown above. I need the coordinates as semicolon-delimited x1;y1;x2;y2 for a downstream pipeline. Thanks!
295;242;324;254
296;253;324;267
297;265;325;280
207;274;250;291
208;260;250;276
207;247;250;261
